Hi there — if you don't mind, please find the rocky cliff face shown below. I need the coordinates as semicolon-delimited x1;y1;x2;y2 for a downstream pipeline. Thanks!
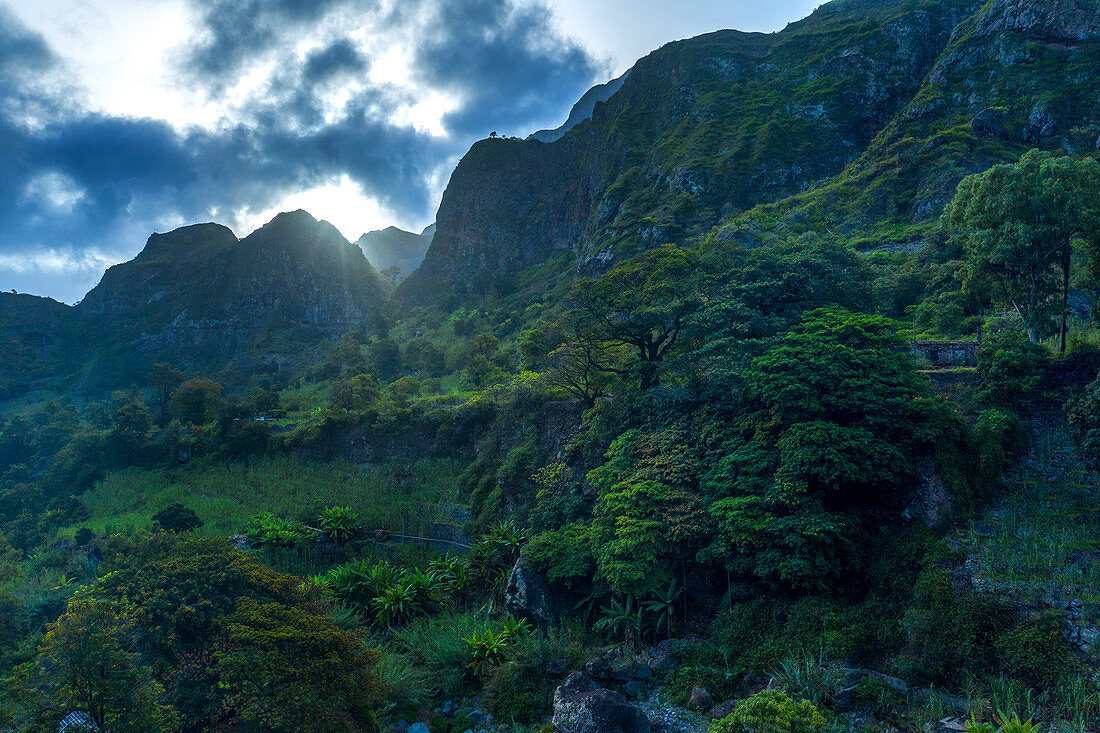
711;0;1100;247
398;0;986;303
79;210;390;380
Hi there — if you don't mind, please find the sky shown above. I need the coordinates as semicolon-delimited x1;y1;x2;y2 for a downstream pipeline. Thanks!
0;0;821;303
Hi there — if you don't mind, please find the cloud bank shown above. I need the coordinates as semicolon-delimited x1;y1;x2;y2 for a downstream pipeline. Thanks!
0;0;605;301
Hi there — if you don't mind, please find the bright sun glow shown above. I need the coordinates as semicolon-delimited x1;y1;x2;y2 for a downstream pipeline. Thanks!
235;176;391;242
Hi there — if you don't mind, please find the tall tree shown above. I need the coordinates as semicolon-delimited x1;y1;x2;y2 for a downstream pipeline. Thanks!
568;245;698;389
945;150;1100;349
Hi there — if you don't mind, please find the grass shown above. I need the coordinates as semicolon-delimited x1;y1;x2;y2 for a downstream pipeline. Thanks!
60;454;466;541
961;418;1100;604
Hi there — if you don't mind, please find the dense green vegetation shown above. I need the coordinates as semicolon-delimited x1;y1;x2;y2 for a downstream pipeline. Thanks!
4;1;1100;730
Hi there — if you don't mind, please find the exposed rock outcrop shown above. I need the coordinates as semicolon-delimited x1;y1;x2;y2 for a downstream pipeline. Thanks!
552;672;651;733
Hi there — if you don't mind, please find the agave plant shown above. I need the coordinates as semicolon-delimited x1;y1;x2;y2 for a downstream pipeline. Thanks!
319;505;361;546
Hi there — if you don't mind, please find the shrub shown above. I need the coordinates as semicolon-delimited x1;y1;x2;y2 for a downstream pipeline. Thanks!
318;506;361;546
996;611;1084;689
245;512;309;548
153;503;203;534
709;690;826;733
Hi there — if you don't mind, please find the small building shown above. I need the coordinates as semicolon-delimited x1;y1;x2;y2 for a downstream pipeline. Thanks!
911;340;980;367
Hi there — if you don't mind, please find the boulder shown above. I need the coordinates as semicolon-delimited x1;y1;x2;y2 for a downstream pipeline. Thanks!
689;686;714;710
504;559;563;624
407;724;430;733
1025;102;1057;142
552;686;651;733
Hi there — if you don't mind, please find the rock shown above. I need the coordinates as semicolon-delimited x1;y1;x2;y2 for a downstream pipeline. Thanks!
633;663;653;681
504;559;563;624
710;700;737;720
552;687;651;733
407;724;430;733
624;680;646;699
970;108;1009;140
555;671;598;703
440;700;455;715
584;657;614;681
975;0;1100;42
1025;102;1057;142
689;686;714;710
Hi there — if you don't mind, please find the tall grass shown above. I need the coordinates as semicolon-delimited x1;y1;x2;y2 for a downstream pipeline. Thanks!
62;455;465;540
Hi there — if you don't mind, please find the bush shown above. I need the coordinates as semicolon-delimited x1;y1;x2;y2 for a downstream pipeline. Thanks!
709;690;826;733
977;331;1047;409
152;503;203;534
318;506;361;546
996;611;1084;689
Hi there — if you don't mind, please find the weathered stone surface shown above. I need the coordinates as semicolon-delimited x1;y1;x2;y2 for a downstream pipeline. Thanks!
504;558;564;624
976;0;1100;41
688;687;713;710
552;684;651;733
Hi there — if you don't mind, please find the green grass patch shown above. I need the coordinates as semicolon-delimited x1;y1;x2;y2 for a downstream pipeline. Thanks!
62;455;466;540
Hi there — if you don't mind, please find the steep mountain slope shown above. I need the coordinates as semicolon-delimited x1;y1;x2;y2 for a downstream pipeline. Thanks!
399;0;985;302
0;293;83;398
79;210;391;381
717;0;1100;247
356;225;434;284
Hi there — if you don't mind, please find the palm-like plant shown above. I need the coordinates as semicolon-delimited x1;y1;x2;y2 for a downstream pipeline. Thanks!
428;555;469;594
489;520;525;563
400;568;437;606
642;579;680;638
594;596;643;641
319;505;361;546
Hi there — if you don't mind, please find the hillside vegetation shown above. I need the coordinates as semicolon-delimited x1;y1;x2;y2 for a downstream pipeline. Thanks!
2;0;1100;731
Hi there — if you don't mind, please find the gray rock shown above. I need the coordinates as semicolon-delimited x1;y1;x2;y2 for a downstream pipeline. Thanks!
689;686;713;710
407;724;430;733
633;663;653;681
440;700;455;715
1025;102;1057;142
552;686;651;733
624;680;645;699
504;559;563;624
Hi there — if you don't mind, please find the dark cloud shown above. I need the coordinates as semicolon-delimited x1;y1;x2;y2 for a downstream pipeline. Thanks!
413;0;602;136
302;38;369;82
182;0;357;86
0;0;606;301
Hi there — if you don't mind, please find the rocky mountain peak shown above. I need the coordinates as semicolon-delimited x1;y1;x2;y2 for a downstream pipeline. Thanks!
135;223;237;264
